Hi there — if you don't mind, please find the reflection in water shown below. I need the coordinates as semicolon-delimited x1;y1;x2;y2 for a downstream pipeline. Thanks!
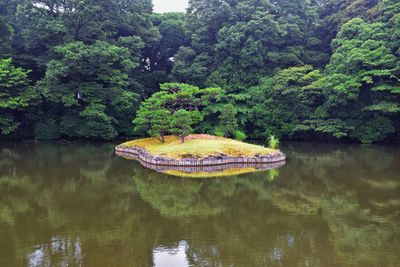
28;237;83;267
0;142;399;266
116;150;286;178
153;241;189;267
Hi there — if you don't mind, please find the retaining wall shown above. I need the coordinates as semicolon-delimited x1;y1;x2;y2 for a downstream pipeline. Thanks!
115;145;286;167
116;150;286;173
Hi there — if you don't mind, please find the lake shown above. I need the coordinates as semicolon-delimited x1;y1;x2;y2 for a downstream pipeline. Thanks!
0;141;399;267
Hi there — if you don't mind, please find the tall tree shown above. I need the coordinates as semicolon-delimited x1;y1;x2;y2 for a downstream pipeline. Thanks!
173;0;327;90
138;12;188;95
0;58;33;135
306;18;399;143
0;0;19;57
248;65;323;139
38;41;139;139
13;0;155;79
318;0;379;50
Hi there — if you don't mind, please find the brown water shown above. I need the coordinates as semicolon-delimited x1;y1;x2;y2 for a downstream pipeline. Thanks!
0;142;399;267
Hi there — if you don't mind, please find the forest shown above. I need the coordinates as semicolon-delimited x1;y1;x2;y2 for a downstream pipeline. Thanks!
0;0;399;143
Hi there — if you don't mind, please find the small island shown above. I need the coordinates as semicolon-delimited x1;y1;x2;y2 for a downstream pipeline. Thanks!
115;134;286;168
116;83;285;177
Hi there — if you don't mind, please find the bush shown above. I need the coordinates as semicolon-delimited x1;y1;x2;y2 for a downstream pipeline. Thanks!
233;130;247;141
34;119;60;140
268;135;280;149
214;126;225;137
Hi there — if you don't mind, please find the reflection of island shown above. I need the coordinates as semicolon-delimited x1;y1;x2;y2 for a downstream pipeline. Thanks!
115;135;286;178
117;149;285;177
0;142;399;266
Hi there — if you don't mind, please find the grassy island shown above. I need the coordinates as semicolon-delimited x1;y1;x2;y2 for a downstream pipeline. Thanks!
120;134;279;159
116;134;286;177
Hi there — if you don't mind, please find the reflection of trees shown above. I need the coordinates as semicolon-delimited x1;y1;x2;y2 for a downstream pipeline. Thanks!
132;167;265;218
132;166;337;266
262;143;400;266
137;142;400;266
1;142;399;266
133;167;285;219
0;142;154;266
133;171;224;218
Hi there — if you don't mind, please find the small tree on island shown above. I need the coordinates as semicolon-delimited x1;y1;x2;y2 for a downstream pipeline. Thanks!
133;99;171;143
133;83;223;143
170;109;203;143
148;109;172;143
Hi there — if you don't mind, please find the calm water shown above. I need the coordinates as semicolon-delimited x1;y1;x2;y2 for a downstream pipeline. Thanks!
0;142;399;267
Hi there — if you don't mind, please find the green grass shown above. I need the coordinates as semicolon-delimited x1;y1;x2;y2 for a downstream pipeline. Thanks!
268;135;280;149
121;134;278;159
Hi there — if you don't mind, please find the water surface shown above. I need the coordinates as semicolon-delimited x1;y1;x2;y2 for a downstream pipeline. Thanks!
0;142;399;266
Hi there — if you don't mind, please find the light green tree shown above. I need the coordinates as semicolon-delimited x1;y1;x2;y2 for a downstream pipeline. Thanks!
0;58;33;135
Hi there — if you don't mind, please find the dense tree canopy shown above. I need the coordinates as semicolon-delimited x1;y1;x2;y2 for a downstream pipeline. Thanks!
0;0;399;143
172;0;328;89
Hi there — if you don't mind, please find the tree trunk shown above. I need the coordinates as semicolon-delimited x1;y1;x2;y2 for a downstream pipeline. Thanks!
161;130;165;143
181;136;185;143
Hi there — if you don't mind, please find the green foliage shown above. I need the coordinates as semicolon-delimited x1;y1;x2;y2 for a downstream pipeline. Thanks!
268;135;280;149
40;41;137;139
350;115;395;143
77;103;117;140
0;0;399;142
170;109;203;142
0;58;33;135
248;65;323;139
233;130;247;141
0;0;184;140
380;0;400;22
318;0;380;48
133;99;172;143
0;16;13;57
217;104;238;137
173;0;328;89
214;127;225;137
34;119;60;140
0;58;31;108
133;83;221;142
246;14;400;144
313;17;400;143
